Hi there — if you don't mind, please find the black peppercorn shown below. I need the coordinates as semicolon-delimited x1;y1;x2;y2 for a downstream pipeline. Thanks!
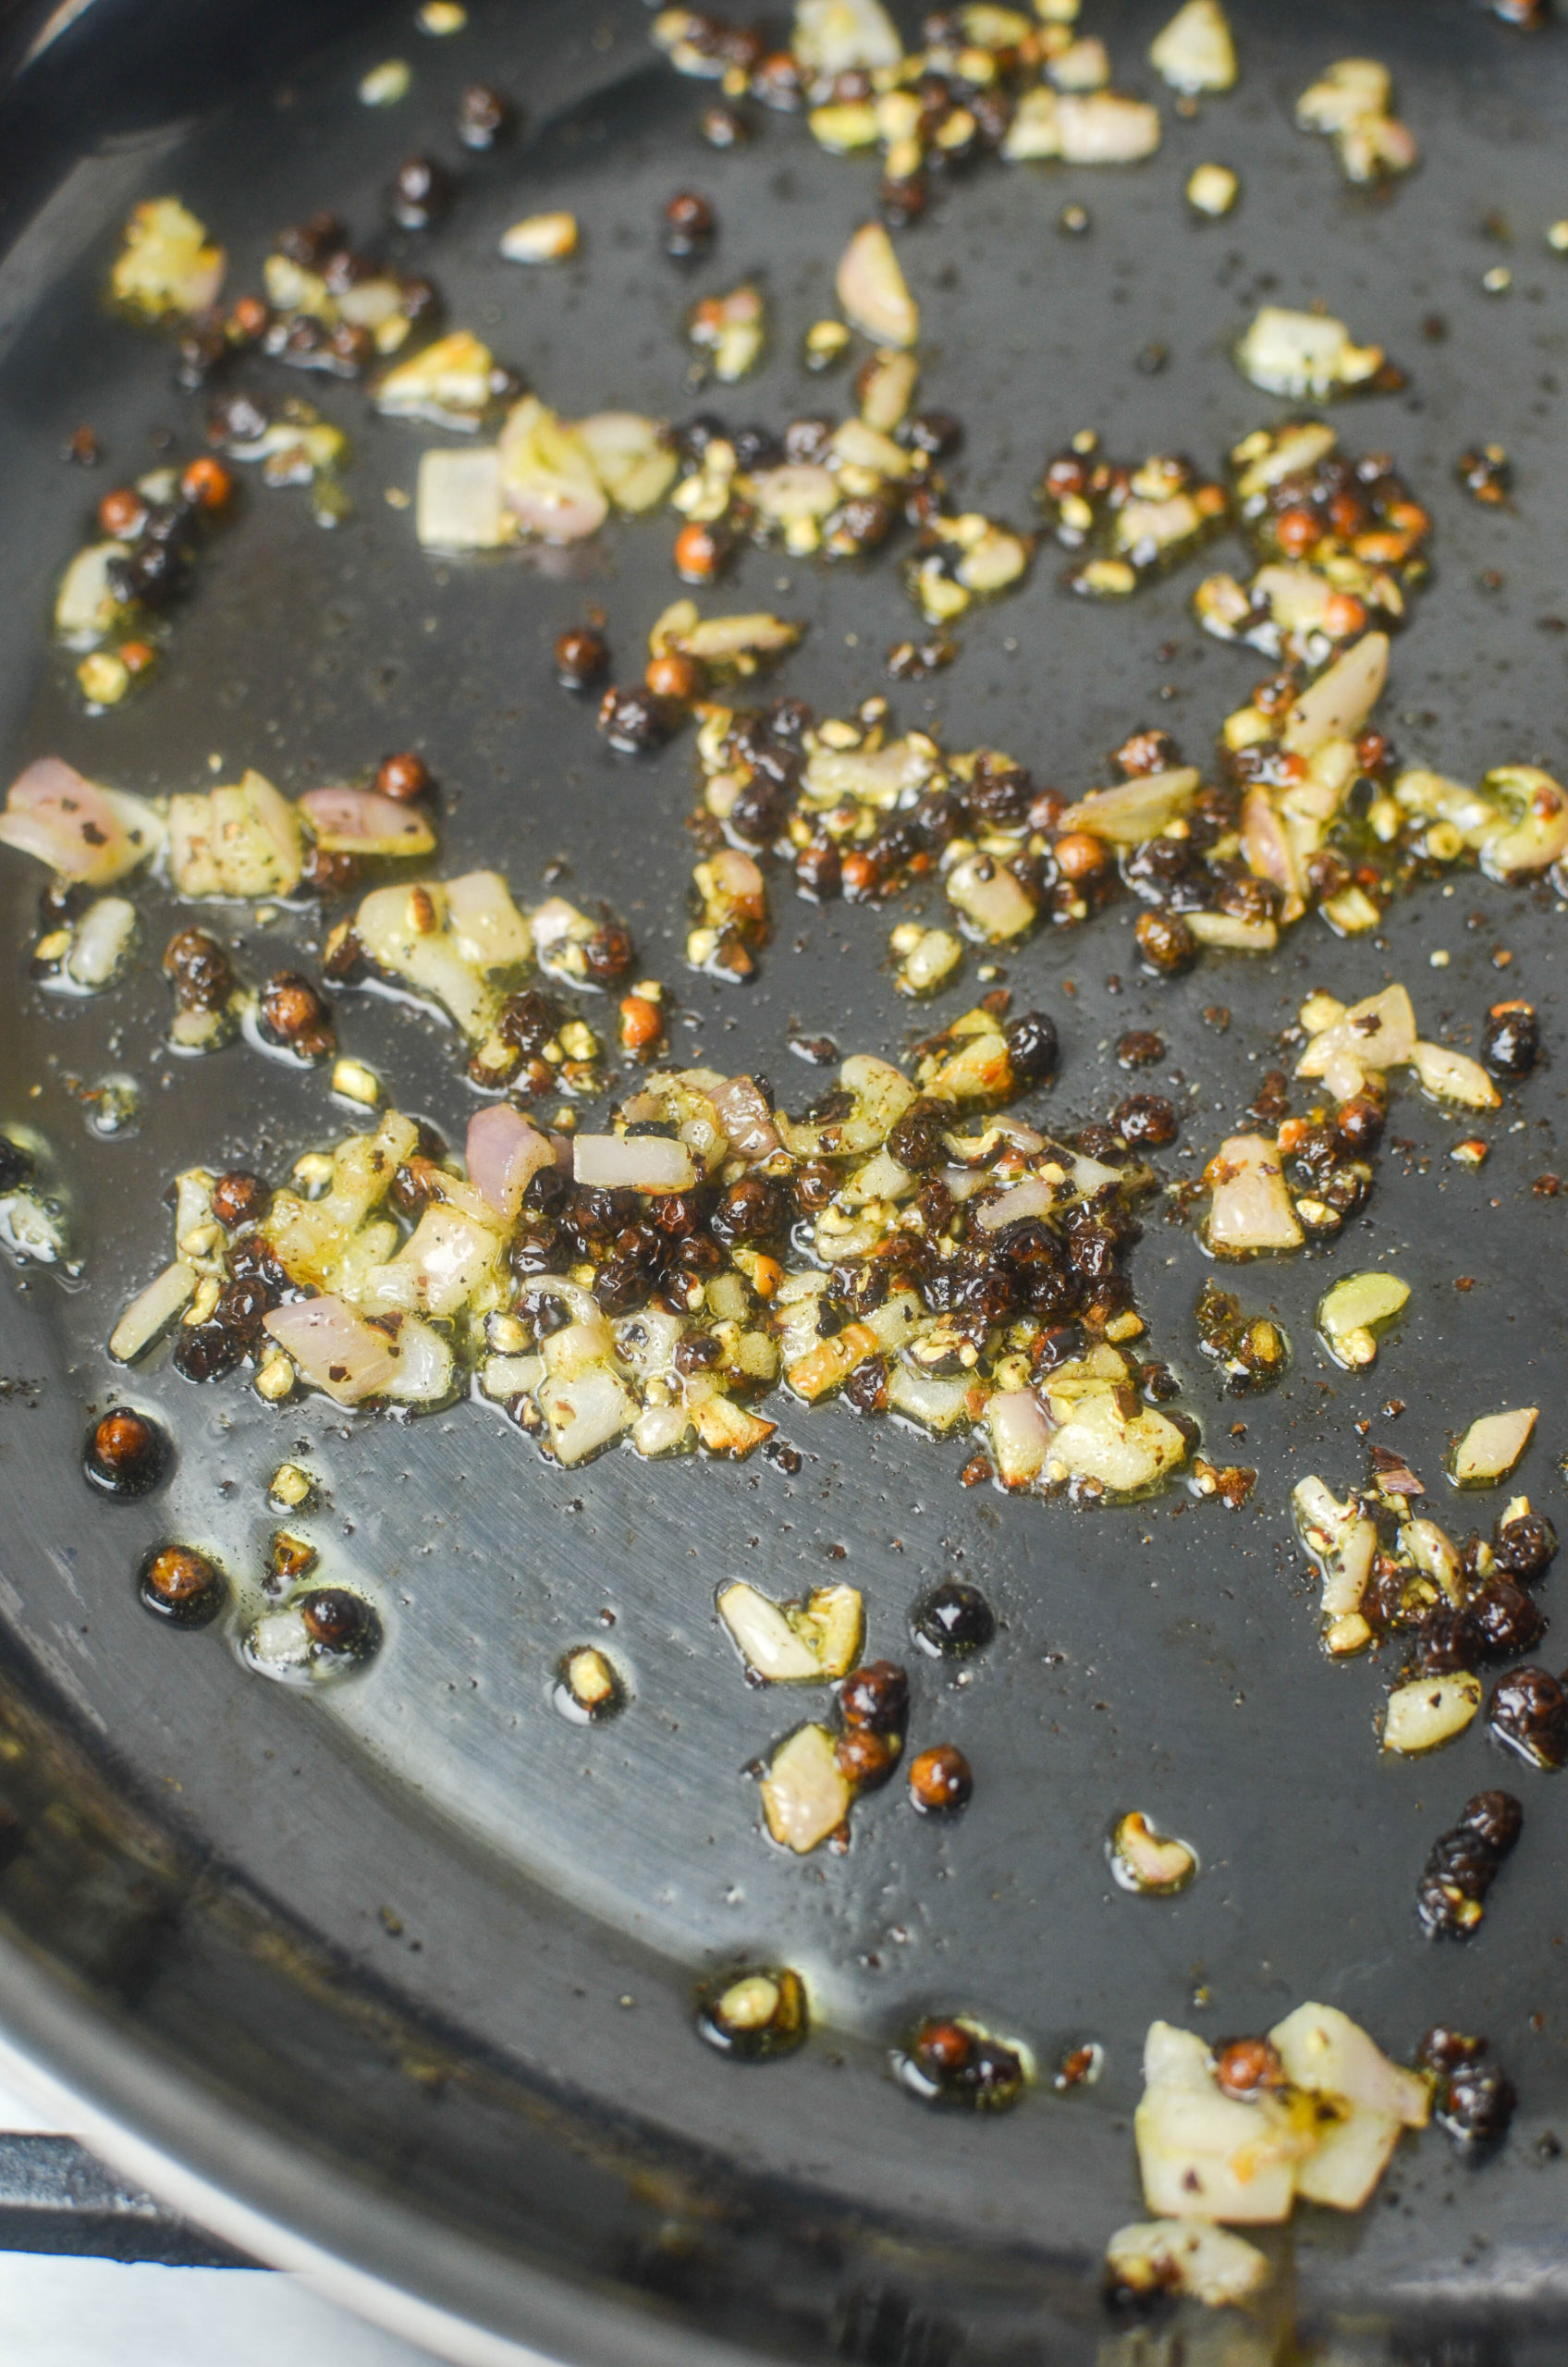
1115;1092;1178;1148
597;683;673;753
1460;1789;1524;1855
1005;1011;1059;1085
455;82;512;149
911;1580;994;1658
84;1407;171;1499
1468;1577;1545;1659
387;155;454;231
258;972;335;1061
1481;999;1537;1079
300;1588;374;1653
1439;2059;1517;2146
1488;1664;1568;1767
839;1660;909;1733
663;190;715;258
1494;1512;1557;1583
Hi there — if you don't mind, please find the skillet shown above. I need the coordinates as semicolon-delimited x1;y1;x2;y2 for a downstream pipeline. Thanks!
0;0;1566;2359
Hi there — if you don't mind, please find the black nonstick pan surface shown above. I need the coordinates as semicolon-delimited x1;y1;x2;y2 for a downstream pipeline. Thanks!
0;0;1566;2360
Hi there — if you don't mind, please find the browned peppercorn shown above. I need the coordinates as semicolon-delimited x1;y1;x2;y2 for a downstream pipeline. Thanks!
163;926;234;1010
456;82;513;150
179;454;234;511
1135;908;1196;975
908;1742;973;1813
84;1406;170;1499
915;2018;972;2074
751;49;802;108
376;750;431;803
794;837;841;901
879;172;927;227
300;1588;372;1651
673;519;726;583
1214;2037;1283;2099
1114;727;1180;779
699;101;748;146
65;424;101;466
1053;830;1108;883
664;190;715;258
791;1159;839;1214
597;684;674;753
258;972;335;1061
582;922;635;984
839;1660;909;1732
555;626;609;690
388;155;454;231
210;1170;268;1229
1115;1093;1178;1148
835;1726;900;1788
140;1542;222;1623
902;2016;1024;2109
1332;1094;1385;1155
97;485;146;537
645;651;707;704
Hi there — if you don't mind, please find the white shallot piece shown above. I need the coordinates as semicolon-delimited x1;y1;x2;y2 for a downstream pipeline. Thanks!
263;1294;453;1405
465;1104;556;1222
0;758;161;885
1204;1134;1303;1255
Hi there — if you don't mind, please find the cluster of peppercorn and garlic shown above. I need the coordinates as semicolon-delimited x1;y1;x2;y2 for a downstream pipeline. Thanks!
53;451;238;708
650;1;1164;226
201;386;351;521
691;693;1300;975
111;192;446;393
323;871;650;1092
1415;1790;1523;1942
660;384;1030;631
1194;423;1431;665
1294;1463;1556;1686
104;1013;1197;1498
1037;436;1229;600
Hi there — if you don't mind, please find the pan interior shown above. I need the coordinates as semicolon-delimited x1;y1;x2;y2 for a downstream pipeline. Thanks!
0;0;1566;2356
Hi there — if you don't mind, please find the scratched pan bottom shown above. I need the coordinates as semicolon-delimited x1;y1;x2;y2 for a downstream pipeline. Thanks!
0;0;1566;2360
